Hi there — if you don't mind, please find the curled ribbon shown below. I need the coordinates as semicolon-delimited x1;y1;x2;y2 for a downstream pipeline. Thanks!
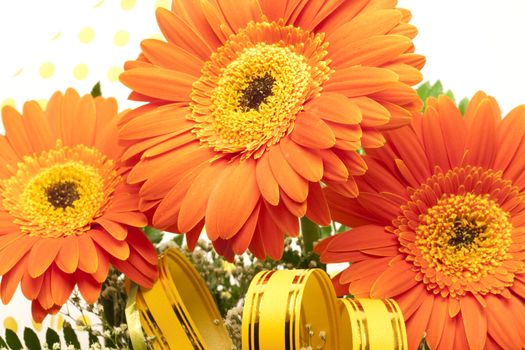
126;248;408;350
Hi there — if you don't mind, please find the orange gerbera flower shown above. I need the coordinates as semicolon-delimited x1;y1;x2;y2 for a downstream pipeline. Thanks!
119;0;425;259
316;93;525;349
0;89;158;322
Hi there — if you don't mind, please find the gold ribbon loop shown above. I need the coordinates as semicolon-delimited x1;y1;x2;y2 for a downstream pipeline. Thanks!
126;249;408;350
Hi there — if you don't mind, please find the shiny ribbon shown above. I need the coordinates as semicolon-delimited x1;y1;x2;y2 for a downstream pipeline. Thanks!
125;283;147;350
125;248;408;350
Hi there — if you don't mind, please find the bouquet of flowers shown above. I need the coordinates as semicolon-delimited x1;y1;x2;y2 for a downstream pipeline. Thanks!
0;1;523;349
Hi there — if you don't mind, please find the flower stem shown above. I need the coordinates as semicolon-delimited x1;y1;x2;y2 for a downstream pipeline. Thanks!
301;217;321;253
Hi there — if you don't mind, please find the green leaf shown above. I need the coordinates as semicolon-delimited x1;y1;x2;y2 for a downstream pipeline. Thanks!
45;328;61;349
337;225;350;233
90;82;102;98
417;335;431;350
143;226;163;244
445;89;456;103
173;234;184;247
458;97;469;115
319;226;332;239
23;328;41;350
88;331;99;346
5;329;23;350
63;325;81;349
0;335;7;348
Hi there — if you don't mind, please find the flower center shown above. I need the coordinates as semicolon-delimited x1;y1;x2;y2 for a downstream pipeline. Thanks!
1;142;120;238
45;181;80;209
394;166;519;297
190;20;331;159
416;193;512;280
239;73;276;111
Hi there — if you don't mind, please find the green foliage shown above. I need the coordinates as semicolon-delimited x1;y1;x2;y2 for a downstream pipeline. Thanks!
45;328;61;349
458;97;469;115
143;226;164;244
63;324;81;349
417;81;468;114
88;331;99;346
90;82;102;98
5;329;22;350
418;335;431;350
0;335;7;348
22;328;41;350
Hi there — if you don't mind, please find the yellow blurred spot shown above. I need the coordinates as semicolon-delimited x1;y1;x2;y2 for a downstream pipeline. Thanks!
149;33;164;40
1;98;16;108
73;64;89;80
31;319;43;332
14;68;23;77
114;30;130;47
121;0;136;10
37;99;48;110
56;314;64;330
75;314;92;329
155;0;170;9
94;0;105;7
39;62;55;79
222;261;236;273
3;317;18;332
79;27;95;44
107;66;123;82
52;32;61;41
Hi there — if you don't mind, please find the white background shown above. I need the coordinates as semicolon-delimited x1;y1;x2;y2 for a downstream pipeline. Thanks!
0;0;524;338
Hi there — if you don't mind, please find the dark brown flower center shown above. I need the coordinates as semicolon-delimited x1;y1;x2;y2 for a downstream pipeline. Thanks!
239;73;275;111
45;181;79;209
448;219;486;248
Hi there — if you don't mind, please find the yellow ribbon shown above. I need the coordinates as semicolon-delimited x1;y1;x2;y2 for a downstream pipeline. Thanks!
125;283;147;350
125;248;408;350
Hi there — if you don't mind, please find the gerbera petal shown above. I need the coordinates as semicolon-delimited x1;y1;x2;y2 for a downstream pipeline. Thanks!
120;67;195;102
77;235;99;274
206;159;260;239
55;235;79;274
50;265;75;306
120;229;156;268
95;219;128;240
305;182;331;226
21;271;44;300
268;145;309;203
111;258;155;288
305;92;362;124
405;295;434;350
280;137;323;182
370;260;417;298
465;98;499;169
291;112;336;149
458;298;487;350
89;228;130;261
0;254;27;304
178;161;228;233
2;106;34;157
215;0;262;32
484;294;522;349
155;8;212;60
76;271;102;304
22;101;56;153
225;201;259;254
332;35;411;68
425;296;448;350
327;9;402;46
0;236;38;275
255;152;280;206
37;271;54;310
141;39;204;76
324;66;399;97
